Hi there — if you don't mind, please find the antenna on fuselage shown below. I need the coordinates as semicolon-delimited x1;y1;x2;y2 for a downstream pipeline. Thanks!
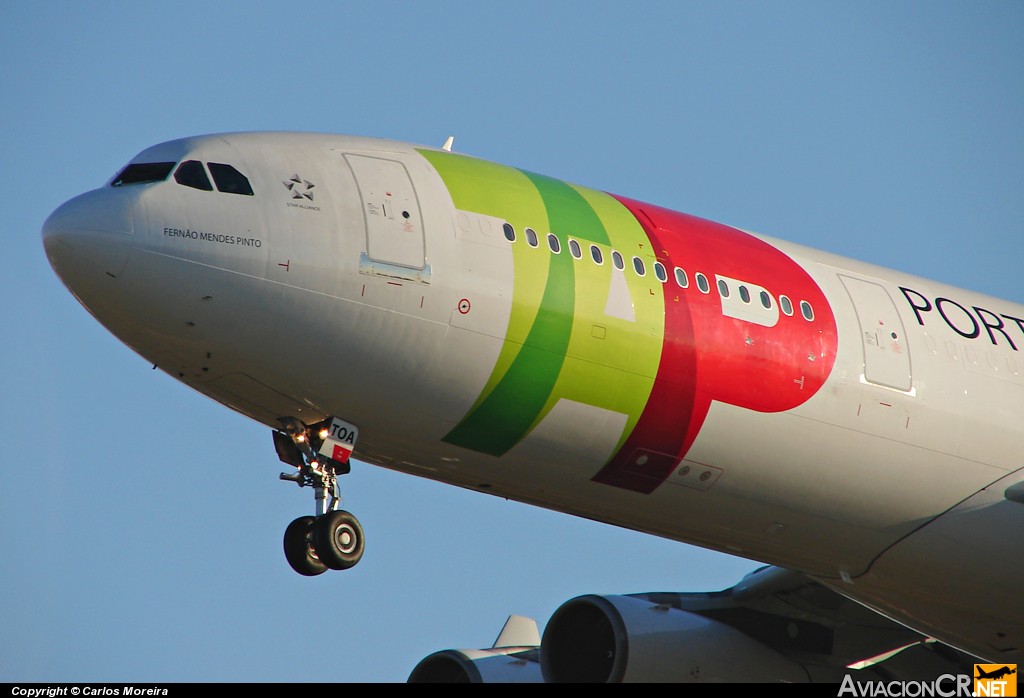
441;136;454;152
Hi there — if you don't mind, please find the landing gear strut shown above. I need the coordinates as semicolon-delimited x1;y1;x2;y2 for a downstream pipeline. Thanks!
276;417;365;576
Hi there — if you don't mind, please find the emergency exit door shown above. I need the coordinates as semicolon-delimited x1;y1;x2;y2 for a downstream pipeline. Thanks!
840;275;913;391
344;154;425;269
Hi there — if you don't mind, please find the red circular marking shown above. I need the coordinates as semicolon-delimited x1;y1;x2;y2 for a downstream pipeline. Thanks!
458;298;471;314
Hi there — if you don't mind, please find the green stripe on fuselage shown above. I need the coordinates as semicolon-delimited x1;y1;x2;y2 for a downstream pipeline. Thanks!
443;247;573;454
419;151;549;406
520;172;610;245
549;184;663;456
419;149;664;458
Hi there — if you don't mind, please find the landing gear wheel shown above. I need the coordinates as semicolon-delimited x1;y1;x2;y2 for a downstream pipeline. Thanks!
276;418;364;576
313;510;365;570
283;516;327;576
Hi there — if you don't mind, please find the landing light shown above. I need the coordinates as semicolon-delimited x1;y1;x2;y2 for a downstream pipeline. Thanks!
295;434;306;443
318;428;329;440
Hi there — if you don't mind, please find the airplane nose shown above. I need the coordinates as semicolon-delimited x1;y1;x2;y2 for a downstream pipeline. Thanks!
42;189;136;292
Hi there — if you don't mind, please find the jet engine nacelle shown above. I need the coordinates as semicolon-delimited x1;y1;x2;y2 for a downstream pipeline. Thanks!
408;647;542;683
540;594;810;683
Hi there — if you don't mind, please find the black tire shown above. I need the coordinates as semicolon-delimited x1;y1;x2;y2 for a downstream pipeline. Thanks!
313;510;365;570
283;516;328;576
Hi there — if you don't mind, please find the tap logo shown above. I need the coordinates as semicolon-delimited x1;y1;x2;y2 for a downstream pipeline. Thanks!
975;665;1017;697
283;174;315;201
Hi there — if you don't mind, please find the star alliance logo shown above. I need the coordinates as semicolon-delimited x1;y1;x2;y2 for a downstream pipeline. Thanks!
283;174;315;201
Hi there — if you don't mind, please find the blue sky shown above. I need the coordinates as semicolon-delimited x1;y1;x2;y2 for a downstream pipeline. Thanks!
2;1;1021;683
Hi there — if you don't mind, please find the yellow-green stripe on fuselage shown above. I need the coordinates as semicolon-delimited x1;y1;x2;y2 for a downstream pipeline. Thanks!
419;150;664;457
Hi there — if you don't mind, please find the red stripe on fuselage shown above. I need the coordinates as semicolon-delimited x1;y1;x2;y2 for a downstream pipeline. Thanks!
591;199;702;493
593;196;838;494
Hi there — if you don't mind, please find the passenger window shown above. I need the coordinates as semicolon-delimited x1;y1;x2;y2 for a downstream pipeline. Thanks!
112;162;175;186
174;160;213;191
696;273;710;294
654;262;667;282
739;285;750;303
759;290;772;309
780;295;794;316
547;233;561;254
503;223;516;242
632;257;646;276
800;301;815;321
717;279;730;298
612;251;624;270
525;228;538;247
569;239;582;259
591;245;603;264
674;267;688;288
208;162;254;196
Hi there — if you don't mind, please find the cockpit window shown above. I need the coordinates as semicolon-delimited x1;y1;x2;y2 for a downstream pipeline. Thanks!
111;162;175;186
208;163;254;196
174;160;213;191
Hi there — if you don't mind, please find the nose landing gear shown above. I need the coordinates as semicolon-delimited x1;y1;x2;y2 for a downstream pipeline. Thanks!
283;515;327;576
314;509;365;570
275;417;365;576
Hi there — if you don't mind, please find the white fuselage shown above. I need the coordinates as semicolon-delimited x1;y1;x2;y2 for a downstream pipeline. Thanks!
43;132;1024;663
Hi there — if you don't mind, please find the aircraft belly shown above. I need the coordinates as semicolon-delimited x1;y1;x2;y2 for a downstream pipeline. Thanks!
670;399;1004;577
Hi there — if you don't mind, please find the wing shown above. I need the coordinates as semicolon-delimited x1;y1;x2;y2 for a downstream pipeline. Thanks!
409;566;980;683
